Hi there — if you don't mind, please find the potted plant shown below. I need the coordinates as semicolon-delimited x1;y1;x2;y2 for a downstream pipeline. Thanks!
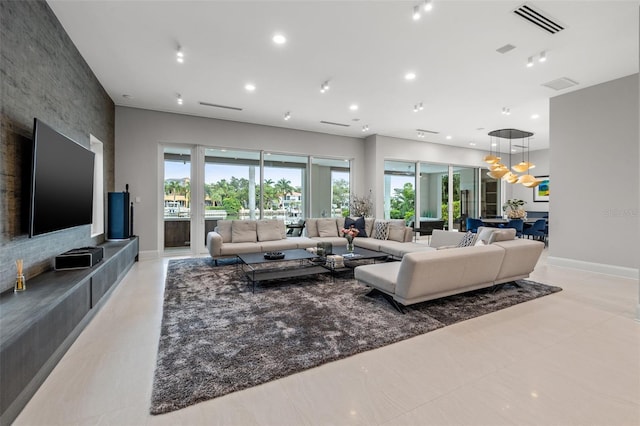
503;199;527;219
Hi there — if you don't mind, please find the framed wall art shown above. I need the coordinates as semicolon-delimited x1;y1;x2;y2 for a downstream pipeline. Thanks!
533;175;549;202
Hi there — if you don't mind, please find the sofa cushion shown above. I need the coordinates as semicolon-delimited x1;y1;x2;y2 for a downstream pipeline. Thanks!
305;218;319;237
372;220;390;240
231;220;257;243
354;262;401;295
387;219;406;242
216;220;233;243
256;219;284;242
345;216;368;237
317;219;339;237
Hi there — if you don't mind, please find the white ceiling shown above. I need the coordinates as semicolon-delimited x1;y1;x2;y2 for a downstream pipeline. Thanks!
47;0;639;153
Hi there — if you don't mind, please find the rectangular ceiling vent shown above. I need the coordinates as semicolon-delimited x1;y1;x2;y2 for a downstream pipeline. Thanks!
541;77;579;91
199;101;243;111
320;120;350;127
416;128;439;134
513;4;565;34
496;44;516;54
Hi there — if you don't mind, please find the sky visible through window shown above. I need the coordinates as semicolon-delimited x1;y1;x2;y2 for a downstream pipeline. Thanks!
165;162;305;187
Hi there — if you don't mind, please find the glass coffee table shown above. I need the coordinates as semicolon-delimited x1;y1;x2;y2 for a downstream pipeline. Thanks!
326;246;389;274
237;249;329;292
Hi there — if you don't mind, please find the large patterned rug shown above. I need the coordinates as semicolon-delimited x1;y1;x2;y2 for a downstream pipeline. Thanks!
150;257;561;415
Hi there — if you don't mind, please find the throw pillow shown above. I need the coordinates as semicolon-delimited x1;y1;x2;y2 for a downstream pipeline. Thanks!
231;220;257;243
317;219;339;237
345;216;367;237
256;220;282;242
488;228;517;244
476;227;495;245
387;219;406;242
456;231;477;247
372;220;390;240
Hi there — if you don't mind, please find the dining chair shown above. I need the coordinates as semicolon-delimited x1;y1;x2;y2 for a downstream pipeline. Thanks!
505;219;524;238
523;219;546;241
465;217;484;233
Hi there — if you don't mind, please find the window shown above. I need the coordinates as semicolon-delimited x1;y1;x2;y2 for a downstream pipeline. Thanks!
311;157;350;218
90;135;103;237
384;161;415;221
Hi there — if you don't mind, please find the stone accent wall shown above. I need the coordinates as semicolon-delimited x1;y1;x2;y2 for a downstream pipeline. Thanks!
0;0;115;293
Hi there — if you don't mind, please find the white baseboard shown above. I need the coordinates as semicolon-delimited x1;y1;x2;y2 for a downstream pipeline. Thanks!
138;250;160;260
547;256;639;280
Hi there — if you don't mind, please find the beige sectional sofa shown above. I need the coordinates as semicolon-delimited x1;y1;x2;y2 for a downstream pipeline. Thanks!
354;236;545;312
206;219;317;264
207;217;427;263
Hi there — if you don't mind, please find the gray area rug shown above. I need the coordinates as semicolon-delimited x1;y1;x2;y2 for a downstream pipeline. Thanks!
150;257;562;415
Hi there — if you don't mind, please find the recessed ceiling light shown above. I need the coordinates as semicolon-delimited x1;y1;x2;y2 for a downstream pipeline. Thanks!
423;0;433;12
446;135;452;140
491;142;497;147
272;34;286;45
176;47;184;63
405;72;416;80
177;94;183;105
349;104;359;111
469;142;476;146
531;114;540;119
527;56;534;68
245;83;256;92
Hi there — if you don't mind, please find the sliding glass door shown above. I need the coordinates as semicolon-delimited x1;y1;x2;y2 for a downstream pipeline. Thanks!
163;146;192;251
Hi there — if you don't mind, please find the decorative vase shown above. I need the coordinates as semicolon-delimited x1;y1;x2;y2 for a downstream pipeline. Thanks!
346;239;354;253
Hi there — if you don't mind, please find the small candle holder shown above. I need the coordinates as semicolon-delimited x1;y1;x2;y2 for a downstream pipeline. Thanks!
15;274;26;292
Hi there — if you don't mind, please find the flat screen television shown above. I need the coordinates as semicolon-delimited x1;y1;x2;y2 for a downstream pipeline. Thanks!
29;118;95;237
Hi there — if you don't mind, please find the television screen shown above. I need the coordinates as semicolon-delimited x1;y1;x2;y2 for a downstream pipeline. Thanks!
30;118;95;237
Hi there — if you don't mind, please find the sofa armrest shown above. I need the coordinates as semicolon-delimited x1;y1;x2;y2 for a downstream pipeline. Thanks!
206;231;223;257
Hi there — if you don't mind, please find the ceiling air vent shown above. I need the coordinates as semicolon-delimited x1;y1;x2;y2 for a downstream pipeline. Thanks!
320;120;350;127
541;77;579;91
199;101;243;111
496;44;516;54
513;4;565;34
416;128;439;134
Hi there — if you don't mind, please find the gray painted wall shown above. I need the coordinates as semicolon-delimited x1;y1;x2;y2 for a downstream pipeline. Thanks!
549;74;639;270
114;107;365;254
0;1;115;293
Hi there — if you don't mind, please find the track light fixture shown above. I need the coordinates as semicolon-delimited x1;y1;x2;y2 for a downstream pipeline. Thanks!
417;130;425;138
412;5;421;20
176;47;184;63
413;102;424;112
423;0;433;11
539;50;547;62
177;94;183;105
320;80;330;93
527;56;534;67
502;107;511;115
362;124;369;132
284;111;291;121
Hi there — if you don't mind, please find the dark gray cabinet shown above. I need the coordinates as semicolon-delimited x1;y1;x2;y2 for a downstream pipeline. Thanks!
0;238;138;425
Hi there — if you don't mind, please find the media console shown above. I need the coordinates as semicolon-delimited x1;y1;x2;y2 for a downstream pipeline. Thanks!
0;237;139;425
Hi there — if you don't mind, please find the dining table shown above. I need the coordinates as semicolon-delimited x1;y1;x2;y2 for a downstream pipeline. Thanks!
480;217;545;227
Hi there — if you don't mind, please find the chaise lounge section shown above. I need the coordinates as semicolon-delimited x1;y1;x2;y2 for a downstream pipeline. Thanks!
354;237;545;312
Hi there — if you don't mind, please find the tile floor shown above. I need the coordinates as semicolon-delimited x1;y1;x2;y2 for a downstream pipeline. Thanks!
14;250;640;426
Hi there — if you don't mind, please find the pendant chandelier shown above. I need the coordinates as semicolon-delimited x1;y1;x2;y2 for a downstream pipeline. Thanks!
484;128;542;188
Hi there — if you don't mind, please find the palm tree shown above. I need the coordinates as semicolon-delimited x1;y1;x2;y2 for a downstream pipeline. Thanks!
274;178;294;205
